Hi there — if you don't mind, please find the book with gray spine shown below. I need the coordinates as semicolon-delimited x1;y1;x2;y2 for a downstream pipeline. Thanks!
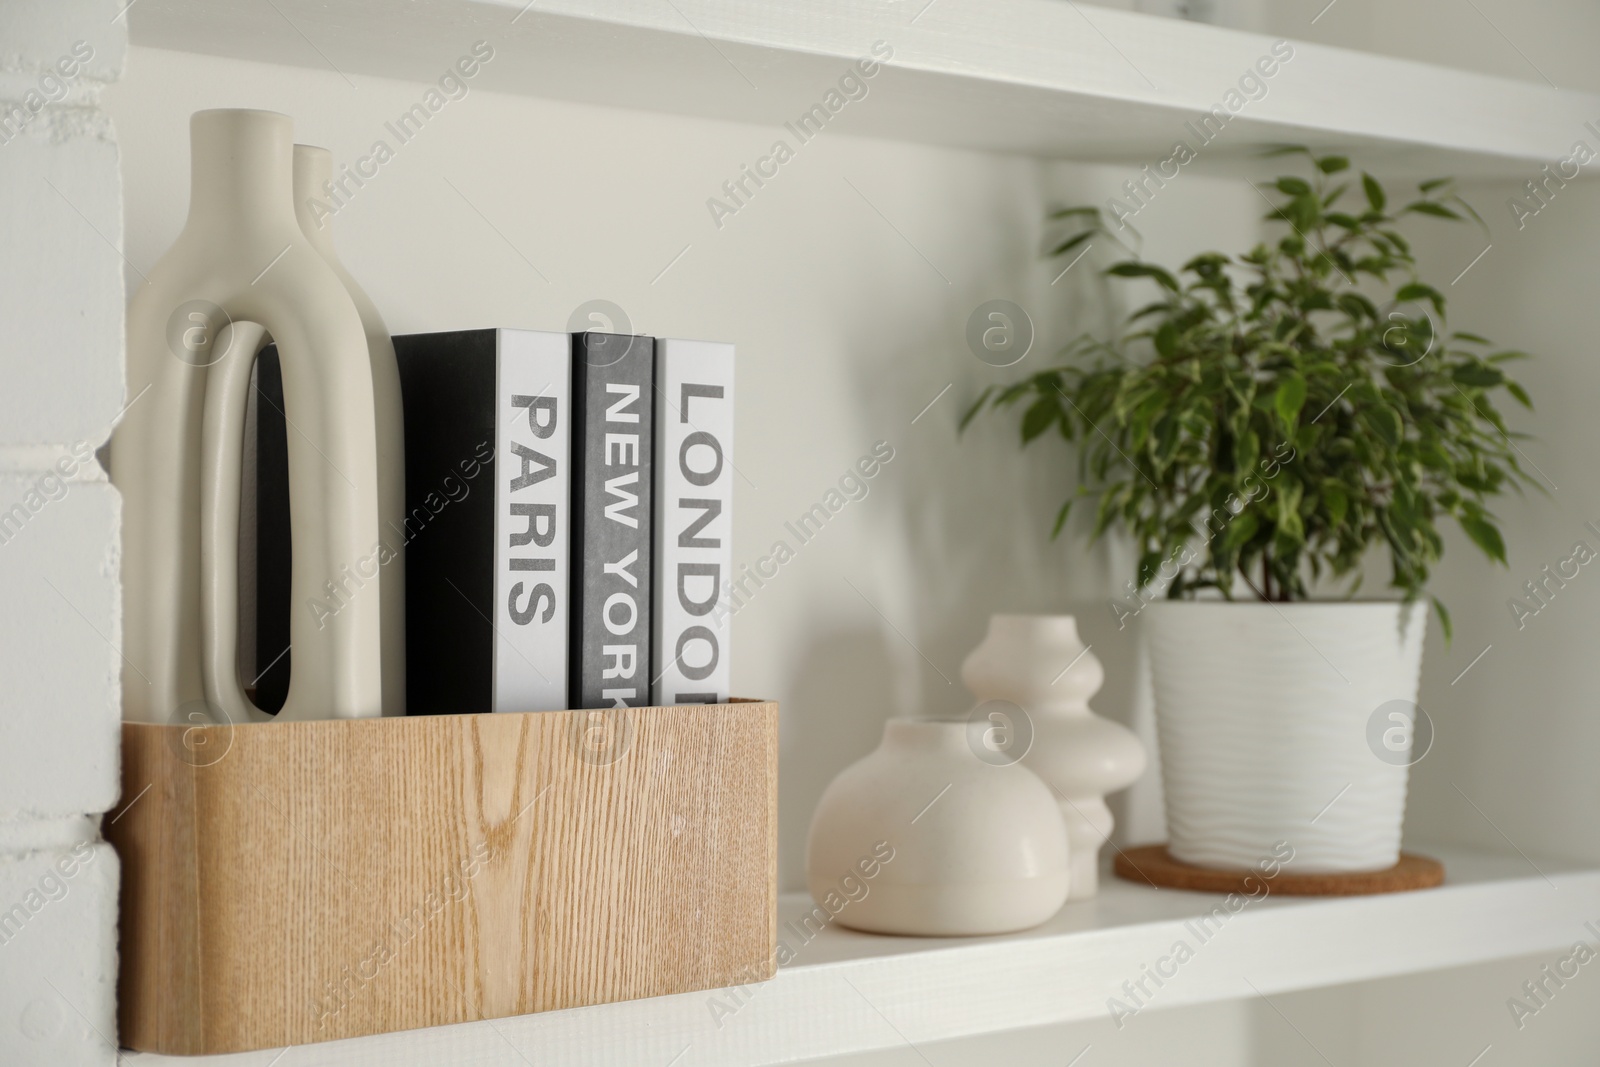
569;332;655;710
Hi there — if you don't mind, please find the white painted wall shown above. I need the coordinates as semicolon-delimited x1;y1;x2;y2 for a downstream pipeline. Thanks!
104;45;1269;895
0;2;125;1065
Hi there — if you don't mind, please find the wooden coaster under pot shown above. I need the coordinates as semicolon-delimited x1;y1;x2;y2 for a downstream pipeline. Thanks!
1113;844;1444;896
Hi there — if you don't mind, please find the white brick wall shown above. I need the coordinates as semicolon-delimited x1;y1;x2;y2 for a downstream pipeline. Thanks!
0;844;120;1066
0;2;126;1064
0;474;121;819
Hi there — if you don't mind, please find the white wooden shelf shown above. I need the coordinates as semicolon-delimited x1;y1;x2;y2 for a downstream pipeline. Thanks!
122;843;1598;1065
128;0;1600;178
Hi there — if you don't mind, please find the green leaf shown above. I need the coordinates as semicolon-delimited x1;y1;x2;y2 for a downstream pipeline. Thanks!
1395;281;1445;315
1406;201;1462;220
1021;397;1058;443
1318;156;1351;174
1153;320;1179;358
1460;513;1508;565
1106;261;1180;292
1219;508;1259;552
1051;498;1073;539
1452;362;1505;388
1275;374;1308;430
1365;405;1404;448
1431;596;1453;644
1275;482;1305;543
1506;381;1533;408
1050;230;1096;257
1362;173;1386;212
1336;292;1380;322
1323;483;1348;527
1276;177;1312;195
1049;206;1100;220
1418;178;1452;193
959;388;993;433
1454;195;1488;232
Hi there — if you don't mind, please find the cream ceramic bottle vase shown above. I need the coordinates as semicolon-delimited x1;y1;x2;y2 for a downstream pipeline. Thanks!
294;144;405;718
114;109;399;723
962;614;1146;898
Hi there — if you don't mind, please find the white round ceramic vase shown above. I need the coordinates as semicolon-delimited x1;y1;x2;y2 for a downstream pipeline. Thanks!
806;718;1071;936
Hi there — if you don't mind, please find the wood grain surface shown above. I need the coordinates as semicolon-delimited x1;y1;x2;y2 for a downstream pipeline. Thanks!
1114;844;1444;896
108;700;778;1054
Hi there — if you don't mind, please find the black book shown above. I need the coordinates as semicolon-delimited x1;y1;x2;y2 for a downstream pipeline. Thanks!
569;332;655;710
392;329;571;714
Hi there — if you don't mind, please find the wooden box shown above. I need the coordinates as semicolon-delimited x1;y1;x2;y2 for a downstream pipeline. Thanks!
107;700;778;1055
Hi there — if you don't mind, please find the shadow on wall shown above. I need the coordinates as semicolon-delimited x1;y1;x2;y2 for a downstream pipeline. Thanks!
779;626;898;890
818;165;1295;859
789;164;1155;865
851;176;1141;673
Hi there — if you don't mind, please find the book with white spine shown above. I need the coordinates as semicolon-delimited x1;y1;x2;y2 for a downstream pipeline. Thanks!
652;338;734;705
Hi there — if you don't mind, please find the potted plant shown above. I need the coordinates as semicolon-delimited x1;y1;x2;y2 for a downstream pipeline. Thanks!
965;149;1539;872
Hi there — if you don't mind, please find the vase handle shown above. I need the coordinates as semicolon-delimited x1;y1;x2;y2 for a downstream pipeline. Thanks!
199;320;277;725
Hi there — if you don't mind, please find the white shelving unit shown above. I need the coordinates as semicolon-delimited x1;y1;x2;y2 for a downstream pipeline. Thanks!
92;3;1598;1063
131;0;1600;177
122;844;1597;1065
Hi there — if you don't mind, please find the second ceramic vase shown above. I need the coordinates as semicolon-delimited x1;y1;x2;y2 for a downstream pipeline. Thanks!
962;614;1146;899
114;109;402;723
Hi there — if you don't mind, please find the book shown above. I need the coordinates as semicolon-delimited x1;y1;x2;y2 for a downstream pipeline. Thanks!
392;329;570;713
652;339;734;705
569;332;655;710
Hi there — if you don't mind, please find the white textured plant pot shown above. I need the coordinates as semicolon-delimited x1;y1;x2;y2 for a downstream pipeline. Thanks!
1145;601;1426;873
806;718;1071;936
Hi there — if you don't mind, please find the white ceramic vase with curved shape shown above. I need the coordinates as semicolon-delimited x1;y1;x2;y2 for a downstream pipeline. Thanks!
114;109;400;724
806;718;1071;936
961;614;1147;899
195;141;407;726
1144;601;1426;872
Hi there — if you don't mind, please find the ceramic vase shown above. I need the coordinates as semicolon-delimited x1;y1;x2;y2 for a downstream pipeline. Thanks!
295;145;406;717
114;109;400;723
806;718;1071;936
961;614;1146;899
1144;601;1426;872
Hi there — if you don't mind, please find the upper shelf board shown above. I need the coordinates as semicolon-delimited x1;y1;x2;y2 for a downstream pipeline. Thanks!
123;843;1599;1066
129;0;1600;178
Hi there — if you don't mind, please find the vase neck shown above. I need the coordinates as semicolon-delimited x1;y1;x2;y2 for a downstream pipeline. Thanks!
882;718;970;753
986;613;1081;646
293;144;338;256
186;110;297;234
